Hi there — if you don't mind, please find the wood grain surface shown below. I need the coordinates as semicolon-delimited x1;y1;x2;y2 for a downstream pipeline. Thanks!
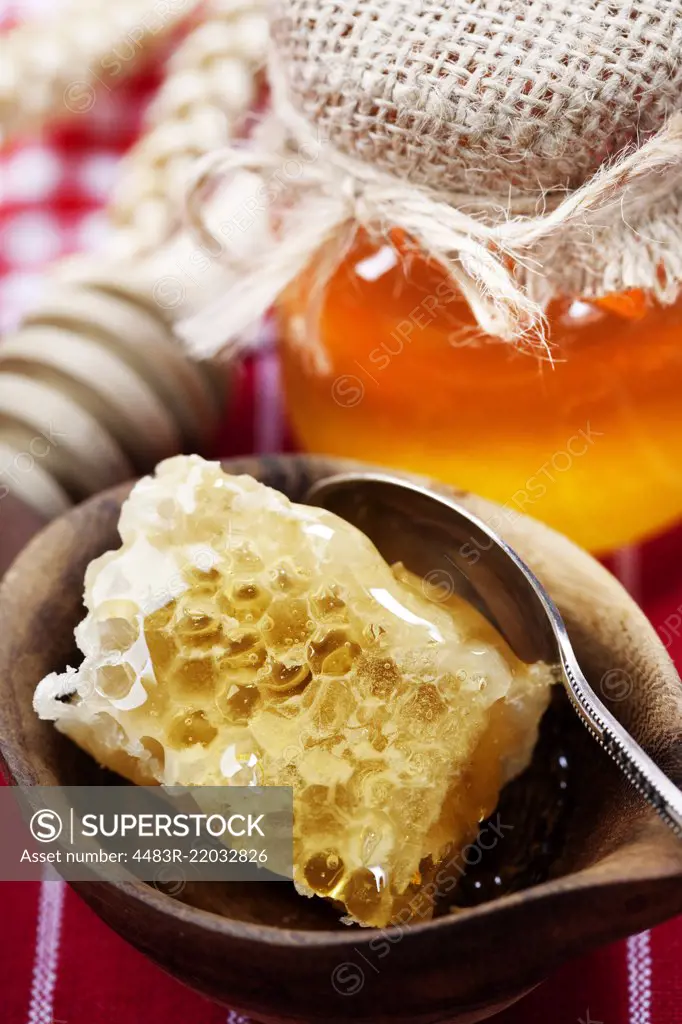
0;455;681;1024
0;492;46;579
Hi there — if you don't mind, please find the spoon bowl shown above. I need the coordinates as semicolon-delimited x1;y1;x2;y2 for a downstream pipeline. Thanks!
308;472;682;835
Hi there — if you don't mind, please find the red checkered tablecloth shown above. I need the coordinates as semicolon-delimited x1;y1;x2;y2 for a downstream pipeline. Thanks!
1;5;681;1022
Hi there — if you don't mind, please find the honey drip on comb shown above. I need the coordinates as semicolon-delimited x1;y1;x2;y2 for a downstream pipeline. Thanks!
34;456;555;927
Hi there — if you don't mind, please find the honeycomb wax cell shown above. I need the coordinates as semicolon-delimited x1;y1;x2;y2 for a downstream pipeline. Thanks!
34;454;555;927
278;230;682;553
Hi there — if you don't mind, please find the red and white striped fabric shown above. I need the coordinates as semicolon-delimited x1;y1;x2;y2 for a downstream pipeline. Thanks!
1;3;681;1022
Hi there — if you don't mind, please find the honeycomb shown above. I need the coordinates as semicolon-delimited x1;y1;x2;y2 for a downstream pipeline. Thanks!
34;455;555;927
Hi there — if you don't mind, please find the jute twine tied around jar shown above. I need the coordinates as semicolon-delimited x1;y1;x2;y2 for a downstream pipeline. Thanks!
182;0;682;366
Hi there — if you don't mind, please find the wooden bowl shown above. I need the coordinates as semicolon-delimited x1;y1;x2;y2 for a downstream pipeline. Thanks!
1;454;681;1024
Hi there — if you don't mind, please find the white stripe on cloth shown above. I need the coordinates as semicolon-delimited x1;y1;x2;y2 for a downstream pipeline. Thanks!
253;336;284;455
26;869;66;1024
627;931;653;1024
226;1011;251;1024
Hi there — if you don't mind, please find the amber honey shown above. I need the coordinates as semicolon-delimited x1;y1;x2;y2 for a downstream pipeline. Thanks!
279;232;682;552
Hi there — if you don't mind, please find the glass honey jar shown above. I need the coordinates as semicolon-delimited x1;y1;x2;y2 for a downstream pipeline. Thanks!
278;231;682;554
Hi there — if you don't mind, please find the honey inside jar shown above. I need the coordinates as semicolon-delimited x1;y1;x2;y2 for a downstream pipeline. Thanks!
279;231;682;553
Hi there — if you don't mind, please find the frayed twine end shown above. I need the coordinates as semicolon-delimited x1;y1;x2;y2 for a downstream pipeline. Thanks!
179;112;682;364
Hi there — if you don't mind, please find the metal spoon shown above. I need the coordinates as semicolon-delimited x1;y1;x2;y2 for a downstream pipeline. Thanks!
307;471;682;836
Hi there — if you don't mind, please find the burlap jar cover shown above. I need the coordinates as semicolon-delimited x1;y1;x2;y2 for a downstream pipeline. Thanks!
185;0;682;361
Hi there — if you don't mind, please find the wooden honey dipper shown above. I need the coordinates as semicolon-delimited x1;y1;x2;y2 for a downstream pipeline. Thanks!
0;0;267;520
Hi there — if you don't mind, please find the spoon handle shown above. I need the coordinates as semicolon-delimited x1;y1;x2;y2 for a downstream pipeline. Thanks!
560;651;682;836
